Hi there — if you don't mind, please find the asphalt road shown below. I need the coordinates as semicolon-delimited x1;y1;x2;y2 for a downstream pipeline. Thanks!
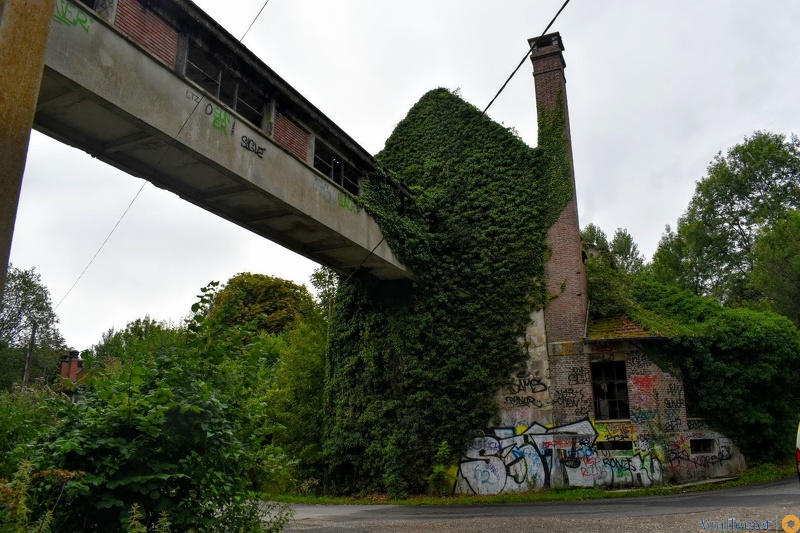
286;478;800;532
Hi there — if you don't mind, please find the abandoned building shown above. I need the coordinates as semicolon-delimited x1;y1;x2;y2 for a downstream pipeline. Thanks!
455;34;745;495
42;0;745;494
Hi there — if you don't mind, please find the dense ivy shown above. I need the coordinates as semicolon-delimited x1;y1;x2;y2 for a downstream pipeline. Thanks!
586;255;800;463
324;88;573;495
629;278;800;462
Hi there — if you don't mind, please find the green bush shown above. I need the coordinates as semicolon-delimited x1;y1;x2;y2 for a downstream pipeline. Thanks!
21;285;293;531
0;385;60;479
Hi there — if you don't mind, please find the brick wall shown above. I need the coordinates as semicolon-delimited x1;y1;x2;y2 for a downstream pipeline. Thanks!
624;349;688;434
549;344;593;425
274;111;310;162
529;33;588;343
114;0;177;68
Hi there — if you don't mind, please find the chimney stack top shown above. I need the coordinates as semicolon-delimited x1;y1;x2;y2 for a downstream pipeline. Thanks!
529;32;564;53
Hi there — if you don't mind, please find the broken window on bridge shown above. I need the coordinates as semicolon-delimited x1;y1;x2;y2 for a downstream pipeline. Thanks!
314;139;361;195
75;0;98;9
591;360;630;420
185;44;266;129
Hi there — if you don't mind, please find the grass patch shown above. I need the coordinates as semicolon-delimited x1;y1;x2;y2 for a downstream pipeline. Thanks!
275;461;796;506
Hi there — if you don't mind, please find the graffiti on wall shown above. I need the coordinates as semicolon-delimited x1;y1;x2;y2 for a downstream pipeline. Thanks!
54;0;94;32
504;370;549;409
338;193;357;213
456;418;663;495
241;135;266;159
456;420;739;494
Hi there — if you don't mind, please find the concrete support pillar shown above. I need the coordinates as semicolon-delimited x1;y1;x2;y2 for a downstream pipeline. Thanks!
0;0;55;307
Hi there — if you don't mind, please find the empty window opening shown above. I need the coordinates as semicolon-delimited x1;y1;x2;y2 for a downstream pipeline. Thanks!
186;45;221;97
591;360;630;420
184;44;266;129
314;140;360;195
596;441;633;451
690;438;715;454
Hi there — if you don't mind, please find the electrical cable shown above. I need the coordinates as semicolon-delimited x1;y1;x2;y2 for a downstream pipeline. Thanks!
241;0;272;42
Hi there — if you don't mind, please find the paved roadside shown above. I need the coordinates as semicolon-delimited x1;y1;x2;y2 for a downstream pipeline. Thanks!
285;478;800;532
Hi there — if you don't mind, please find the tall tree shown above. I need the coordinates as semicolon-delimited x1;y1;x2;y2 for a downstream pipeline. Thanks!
752;209;800;326
651;131;800;304
0;265;66;388
580;223;609;251
310;266;339;322
609;228;645;275
581;224;645;275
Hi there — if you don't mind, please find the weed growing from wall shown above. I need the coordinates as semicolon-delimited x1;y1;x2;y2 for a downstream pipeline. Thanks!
324;88;573;496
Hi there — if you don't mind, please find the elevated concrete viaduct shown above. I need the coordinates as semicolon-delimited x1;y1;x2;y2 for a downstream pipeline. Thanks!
1;0;410;300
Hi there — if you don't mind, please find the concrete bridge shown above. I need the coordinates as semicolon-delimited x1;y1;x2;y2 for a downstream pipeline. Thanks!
1;0;410;292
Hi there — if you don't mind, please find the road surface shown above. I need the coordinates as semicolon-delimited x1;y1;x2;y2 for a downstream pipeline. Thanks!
286;478;800;532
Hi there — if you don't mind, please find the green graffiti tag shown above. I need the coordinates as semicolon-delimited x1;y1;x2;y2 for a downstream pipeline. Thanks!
53;0;93;32
338;193;356;213
205;103;230;133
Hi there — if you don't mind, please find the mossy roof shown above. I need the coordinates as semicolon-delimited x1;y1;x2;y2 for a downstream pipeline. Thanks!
586;315;664;341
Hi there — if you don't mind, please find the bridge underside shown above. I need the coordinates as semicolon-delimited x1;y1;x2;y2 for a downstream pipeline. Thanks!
33;11;409;281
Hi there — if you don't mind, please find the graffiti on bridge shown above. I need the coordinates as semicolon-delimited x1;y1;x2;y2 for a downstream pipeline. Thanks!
241;136;266;159
54;0;93;32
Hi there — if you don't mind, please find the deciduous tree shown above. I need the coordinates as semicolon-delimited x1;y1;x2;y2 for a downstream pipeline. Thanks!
0;265;66;389
752;209;800;326
207;273;314;335
651;131;800;304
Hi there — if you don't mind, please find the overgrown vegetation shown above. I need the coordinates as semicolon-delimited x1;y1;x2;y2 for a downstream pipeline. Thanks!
584;250;800;463
0;271;335;531
581;130;800;466
324;88;574;496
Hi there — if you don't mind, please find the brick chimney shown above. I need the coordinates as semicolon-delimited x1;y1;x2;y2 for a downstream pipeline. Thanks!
529;32;588;343
60;350;83;382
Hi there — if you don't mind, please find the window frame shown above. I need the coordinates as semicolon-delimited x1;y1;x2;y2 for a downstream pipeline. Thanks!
591;360;630;421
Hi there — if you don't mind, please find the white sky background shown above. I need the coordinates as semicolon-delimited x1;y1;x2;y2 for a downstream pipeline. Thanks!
10;0;800;350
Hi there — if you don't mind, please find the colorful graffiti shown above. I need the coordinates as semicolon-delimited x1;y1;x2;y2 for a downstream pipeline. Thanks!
456;418;663;495
203;104;230;133
456;419;741;494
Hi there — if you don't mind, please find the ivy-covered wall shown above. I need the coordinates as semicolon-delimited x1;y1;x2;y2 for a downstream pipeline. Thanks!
323;88;573;496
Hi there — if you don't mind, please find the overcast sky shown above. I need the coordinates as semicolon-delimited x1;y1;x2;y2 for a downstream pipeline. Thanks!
10;0;800;350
